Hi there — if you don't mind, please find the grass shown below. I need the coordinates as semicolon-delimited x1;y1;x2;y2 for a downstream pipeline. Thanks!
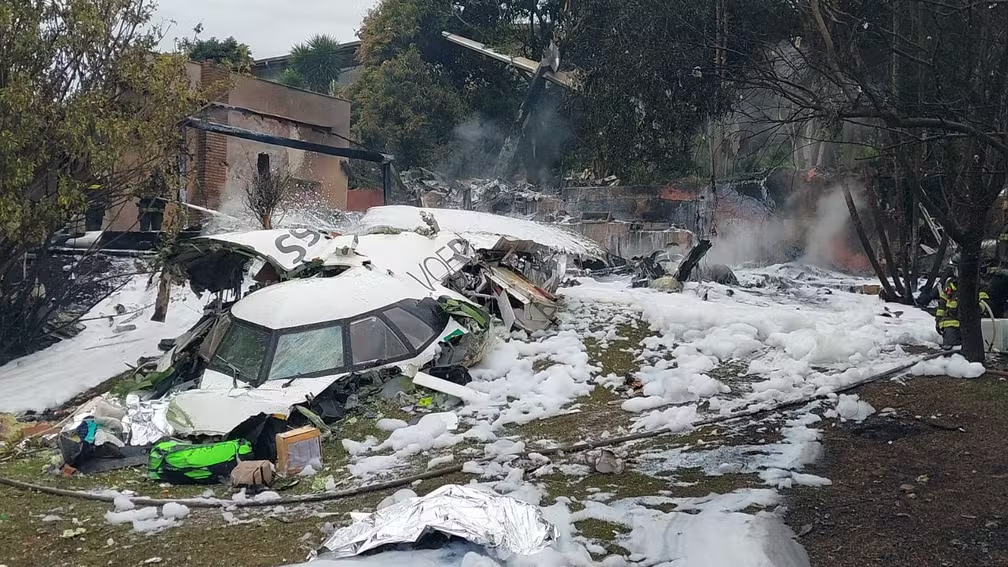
584;320;657;378
957;376;1008;404
539;469;669;505
573;518;631;557
510;387;631;445
0;481;387;567
667;468;762;498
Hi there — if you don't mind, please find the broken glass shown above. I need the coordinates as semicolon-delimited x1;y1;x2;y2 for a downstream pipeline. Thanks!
268;325;346;381
383;306;436;350
208;322;269;384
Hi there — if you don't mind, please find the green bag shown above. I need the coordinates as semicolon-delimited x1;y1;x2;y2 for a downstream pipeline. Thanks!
148;438;252;484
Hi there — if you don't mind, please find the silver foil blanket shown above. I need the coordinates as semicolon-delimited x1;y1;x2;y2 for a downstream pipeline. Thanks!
316;484;557;560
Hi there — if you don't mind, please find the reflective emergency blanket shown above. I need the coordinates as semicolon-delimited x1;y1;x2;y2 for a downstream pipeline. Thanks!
123;394;174;446
315;484;557;559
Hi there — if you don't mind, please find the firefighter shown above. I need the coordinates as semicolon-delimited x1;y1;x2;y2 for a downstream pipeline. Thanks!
138;168;168;232
936;267;991;348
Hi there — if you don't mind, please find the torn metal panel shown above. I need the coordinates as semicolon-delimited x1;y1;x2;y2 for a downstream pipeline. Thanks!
485;265;559;332
495;285;517;331
166;389;298;437
316;484;557;559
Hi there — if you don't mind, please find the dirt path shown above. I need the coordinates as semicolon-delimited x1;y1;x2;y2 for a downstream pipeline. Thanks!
786;375;1008;567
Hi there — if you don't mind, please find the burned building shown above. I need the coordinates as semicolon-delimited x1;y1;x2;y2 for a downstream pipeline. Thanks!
102;61;382;233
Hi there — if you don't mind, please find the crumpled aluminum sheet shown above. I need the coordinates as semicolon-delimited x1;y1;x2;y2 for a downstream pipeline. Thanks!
122;394;175;446
315;484;557;560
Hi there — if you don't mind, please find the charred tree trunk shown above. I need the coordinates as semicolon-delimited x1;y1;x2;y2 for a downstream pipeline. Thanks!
843;184;899;300
922;233;950;294
906;188;919;298
866;188;906;298
151;271;171;323
958;235;984;362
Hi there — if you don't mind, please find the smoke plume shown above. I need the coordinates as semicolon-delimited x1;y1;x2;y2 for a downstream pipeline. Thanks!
708;183;867;272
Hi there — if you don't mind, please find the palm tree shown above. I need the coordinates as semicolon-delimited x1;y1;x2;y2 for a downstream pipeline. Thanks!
281;34;347;95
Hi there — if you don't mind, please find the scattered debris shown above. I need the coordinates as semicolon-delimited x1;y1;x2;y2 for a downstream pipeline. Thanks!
60;527;86;538
588;449;625;474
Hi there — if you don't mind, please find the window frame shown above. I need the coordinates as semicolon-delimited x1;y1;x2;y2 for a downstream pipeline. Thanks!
348;314;410;368
209;298;451;385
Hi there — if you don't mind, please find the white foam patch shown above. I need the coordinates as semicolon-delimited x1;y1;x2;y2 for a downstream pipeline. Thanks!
834;393;875;422
911;354;985;378
0;271;204;413
161;502;190;520
104;507;158;525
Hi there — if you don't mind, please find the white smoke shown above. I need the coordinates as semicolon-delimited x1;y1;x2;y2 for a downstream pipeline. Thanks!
798;187;852;266
707;183;862;270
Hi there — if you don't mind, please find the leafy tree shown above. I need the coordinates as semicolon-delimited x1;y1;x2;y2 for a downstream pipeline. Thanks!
562;0;796;182
280;34;349;95
347;48;465;168
351;0;555;171
180;35;253;72
243;166;296;230
0;0;203;362
278;67;306;90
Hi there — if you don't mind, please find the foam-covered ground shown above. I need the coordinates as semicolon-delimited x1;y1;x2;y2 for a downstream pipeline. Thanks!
325;265;955;567
2;263;971;567
0;274;204;413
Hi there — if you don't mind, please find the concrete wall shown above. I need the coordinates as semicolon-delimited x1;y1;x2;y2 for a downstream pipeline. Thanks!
563;222;694;259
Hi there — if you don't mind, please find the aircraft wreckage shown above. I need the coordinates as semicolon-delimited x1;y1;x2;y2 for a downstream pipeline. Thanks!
85;206;610;448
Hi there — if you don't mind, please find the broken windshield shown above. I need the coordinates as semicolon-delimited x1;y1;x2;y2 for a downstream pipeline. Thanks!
350;316;408;365
268;324;346;381
207;320;270;384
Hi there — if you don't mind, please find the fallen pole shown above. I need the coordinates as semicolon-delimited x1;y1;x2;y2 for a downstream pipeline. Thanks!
0;350;956;508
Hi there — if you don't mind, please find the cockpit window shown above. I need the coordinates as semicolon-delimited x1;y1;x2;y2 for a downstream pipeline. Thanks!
383;306;437;350
208;298;449;384
208;321;269;384
350;316;408;365
268;325;345;381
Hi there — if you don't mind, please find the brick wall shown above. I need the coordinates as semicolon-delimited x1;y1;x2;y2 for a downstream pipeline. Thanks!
346;188;384;212
193;63;231;209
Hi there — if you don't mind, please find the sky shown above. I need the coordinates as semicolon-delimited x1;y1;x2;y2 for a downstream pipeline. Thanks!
154;0;381;59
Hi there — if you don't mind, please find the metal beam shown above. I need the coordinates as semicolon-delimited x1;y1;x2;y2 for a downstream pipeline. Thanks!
182;118;393;164
381;163;392;205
